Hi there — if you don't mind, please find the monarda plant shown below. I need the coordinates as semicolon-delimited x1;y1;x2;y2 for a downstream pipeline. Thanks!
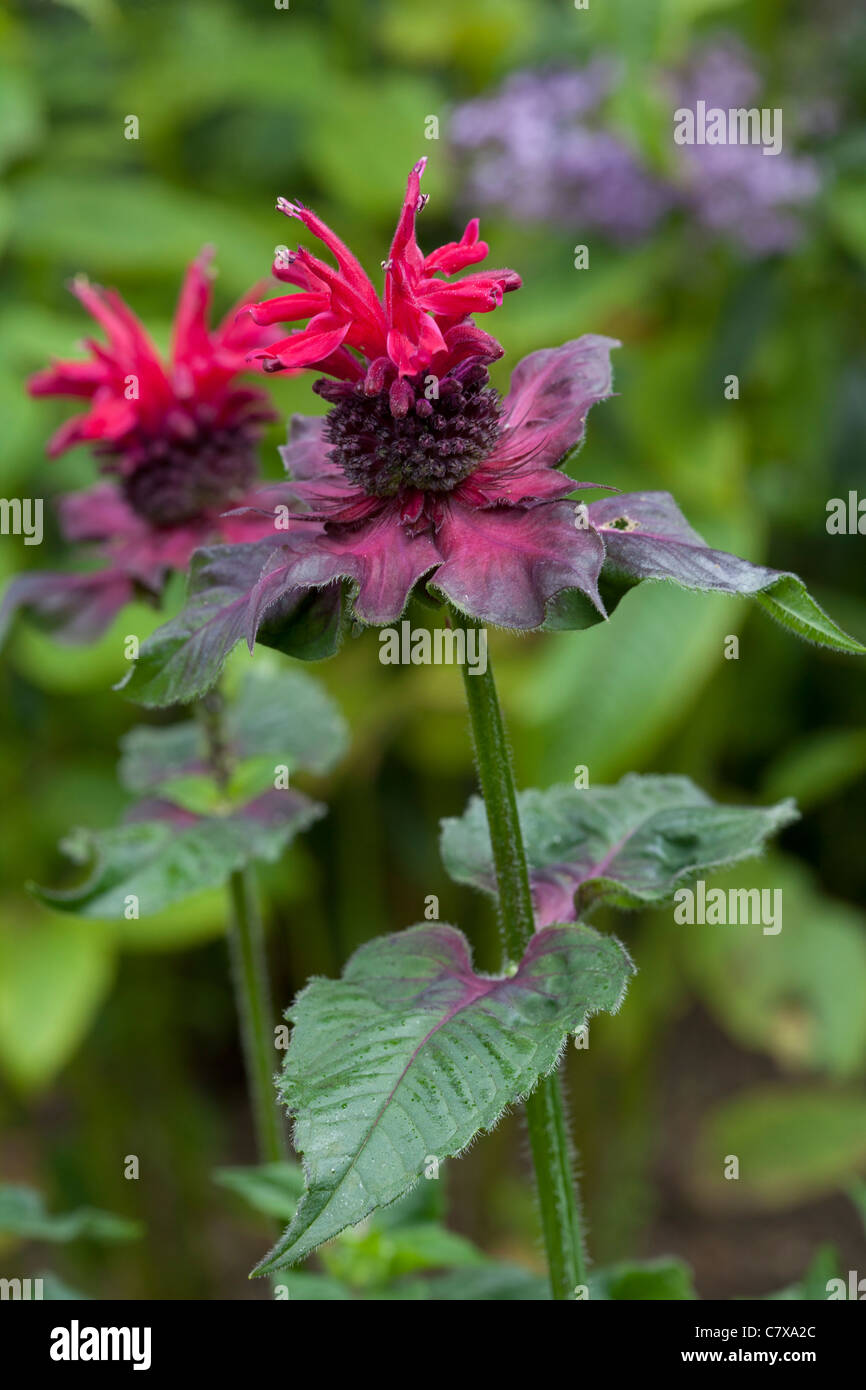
4;254;349;1170
14;161;865;1300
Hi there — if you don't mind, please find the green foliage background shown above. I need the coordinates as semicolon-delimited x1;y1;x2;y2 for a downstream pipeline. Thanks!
0;0;864;1297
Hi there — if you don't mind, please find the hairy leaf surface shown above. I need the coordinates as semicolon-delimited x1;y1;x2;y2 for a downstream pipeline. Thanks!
32;790;322;919
589;492;865;654
255;921;633;1273
441;775;797;926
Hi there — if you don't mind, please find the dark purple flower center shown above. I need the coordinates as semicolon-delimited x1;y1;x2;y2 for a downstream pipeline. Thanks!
316;364;501;498
102;418;260;527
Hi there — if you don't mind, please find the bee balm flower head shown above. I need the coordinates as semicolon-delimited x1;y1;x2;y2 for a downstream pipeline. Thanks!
239;159;619;631
5;252;282;643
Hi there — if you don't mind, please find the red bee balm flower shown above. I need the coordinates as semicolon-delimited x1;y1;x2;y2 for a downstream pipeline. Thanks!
121;162;862;707
241;158;617;629
3;251;280;643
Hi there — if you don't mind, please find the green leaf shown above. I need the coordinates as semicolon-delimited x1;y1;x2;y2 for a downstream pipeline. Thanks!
271;1272;354;1301
762;728;866;811
0;64;43;173
214;1162;304;1223
118;543;343;709
589;492;866;656
320;1221;485;1289
32;791;323;920
37;1271;93;1300
254;921;634;1273
692;1087;866;1211
685;857;866;1078
441;776;797;926
306;76;447;218
0;1185;140;1244
507;579;743;786
0;918;114;1091
116;543;280;709
848;1178;866;1234
118;663;348;809
392;1263;549;1301
225;662;348;773
767;1245;841;1301
590;1256;697;1300
754;576;866;656
11;173;270;291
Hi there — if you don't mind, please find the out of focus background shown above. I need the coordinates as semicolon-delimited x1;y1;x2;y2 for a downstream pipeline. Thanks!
1;0;865;1299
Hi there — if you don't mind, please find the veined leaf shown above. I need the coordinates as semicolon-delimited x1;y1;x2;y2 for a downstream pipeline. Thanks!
589;492;865;655
254;921;633;1273
441;775;797;927
31;790;323;919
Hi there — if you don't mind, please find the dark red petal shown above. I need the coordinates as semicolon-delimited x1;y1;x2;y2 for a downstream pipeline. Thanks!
429;498;606;629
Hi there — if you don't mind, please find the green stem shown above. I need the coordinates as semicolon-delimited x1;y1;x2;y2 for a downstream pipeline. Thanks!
455;613;586;1299
196;691;286;1165
226;866;287;1165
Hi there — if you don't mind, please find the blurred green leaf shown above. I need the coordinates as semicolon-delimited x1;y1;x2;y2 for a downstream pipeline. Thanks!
393;1263;549;1300
10;174;269;289
271;1271;353;1301
0;917;114;1091
307;76;447;217
590;1255;697;1300
32;793;323;920
214;1161;304;1223
0;1185;140;1243
37;1270;94;1300
0;63;43;172
829;181;866;268
507;581;741;785
767;1245;841;1301
118;663;348;811
320;1221;485;1289
762;728;866;810
685;856;866;1078
692;1087;866;1210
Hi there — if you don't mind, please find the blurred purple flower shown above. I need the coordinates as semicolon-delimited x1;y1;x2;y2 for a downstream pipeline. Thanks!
451;64;673;244
451;39;821;257
672;38;820;256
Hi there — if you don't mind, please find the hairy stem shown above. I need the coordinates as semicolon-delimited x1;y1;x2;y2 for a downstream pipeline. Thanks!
455;613;586;1299
196;690;286;1164
226;866;287;1164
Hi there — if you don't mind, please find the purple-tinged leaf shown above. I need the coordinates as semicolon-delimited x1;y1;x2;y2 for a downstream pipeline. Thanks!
118;540;344;709
589;492;865;654
0;569;134;646
254;921;633;1273
30;789;323;919
441;775;798;926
